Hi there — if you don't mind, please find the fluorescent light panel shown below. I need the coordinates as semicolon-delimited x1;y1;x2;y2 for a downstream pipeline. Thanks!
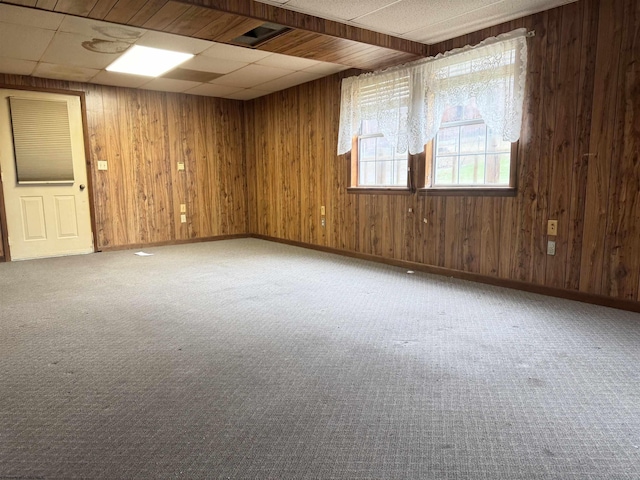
106;45;194;77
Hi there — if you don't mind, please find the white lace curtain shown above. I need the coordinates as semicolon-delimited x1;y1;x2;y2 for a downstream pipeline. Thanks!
337;28;528;156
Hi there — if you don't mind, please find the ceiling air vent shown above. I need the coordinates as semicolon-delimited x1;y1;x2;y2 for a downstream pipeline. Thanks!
230;22;290;48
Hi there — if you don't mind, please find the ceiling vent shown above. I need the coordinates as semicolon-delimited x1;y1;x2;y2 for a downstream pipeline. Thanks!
230;22;290;48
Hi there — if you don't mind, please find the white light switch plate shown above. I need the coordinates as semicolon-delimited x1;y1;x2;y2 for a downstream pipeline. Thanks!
97;160;108;171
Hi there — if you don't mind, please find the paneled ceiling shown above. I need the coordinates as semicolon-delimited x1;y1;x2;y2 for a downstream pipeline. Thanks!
255;0;578;43
0;0;577;99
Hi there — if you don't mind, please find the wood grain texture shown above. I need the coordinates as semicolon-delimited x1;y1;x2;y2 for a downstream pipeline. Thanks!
245;0;640;304
173;0;427;55
0;75;248;250
0;0;425;71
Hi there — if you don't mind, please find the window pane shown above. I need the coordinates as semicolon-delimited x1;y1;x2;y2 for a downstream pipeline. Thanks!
435;156;455;185
498;153;511;184
357;133;408;187
436;126;459;156
459;155;485;185
395;159;408;186
460;123;486;154
486;128;511;153
359;160;376;186
359;137;376;160
377;160;394;186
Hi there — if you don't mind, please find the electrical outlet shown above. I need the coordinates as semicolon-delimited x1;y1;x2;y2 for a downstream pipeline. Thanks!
547;220;558;236
547;240;556;256
177;162;185;171
180;214;187;223
97;160;108;171
321;217;326;228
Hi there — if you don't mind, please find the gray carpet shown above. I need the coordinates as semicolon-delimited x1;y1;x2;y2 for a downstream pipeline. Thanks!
0;238;638;479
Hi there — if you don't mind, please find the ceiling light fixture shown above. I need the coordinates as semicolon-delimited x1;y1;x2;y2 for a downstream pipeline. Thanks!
106;45;194;77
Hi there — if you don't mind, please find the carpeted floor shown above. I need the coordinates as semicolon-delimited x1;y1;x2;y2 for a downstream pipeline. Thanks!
0;238;638;479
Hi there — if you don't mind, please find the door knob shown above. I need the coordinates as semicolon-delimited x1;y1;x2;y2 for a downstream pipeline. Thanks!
79;184;86;191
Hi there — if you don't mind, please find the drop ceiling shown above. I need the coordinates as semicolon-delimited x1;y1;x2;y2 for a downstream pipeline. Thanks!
255;0;578;43
0;3;349;100
0;0;578;100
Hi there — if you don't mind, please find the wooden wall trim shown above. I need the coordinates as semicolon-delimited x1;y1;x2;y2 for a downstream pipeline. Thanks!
0;160;9;262
98;233;250;252
251;234;640;314
175;0;427;55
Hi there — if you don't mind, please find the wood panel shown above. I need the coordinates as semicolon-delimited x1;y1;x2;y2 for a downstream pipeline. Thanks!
245;0;640;304
173;0;427;55
0;75;248;251
257;30;422;70
0;0;426;71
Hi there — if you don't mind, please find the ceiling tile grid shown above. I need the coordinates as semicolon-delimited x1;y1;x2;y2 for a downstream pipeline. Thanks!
0;3;351;101
0;0;578;98
257;0;577;42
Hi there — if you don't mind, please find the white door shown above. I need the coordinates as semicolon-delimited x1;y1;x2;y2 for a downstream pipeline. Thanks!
0;89;94;261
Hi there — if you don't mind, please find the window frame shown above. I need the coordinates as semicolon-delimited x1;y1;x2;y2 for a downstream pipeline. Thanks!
347;135;412;194
348;134;518;197
420;117;519;197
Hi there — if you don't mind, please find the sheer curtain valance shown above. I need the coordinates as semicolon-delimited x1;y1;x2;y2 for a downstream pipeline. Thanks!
337;28;528;156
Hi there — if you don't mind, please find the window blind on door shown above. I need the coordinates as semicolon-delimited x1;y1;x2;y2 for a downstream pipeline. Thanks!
9;97;75;184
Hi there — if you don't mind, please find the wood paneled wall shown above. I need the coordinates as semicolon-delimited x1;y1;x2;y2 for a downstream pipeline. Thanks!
0;75;248;250
245;0;640;303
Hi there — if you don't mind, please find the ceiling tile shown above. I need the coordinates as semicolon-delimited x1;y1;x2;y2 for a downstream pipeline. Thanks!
224;88;272;101
0;56;37;76
211;64;294;88
200;42;273;63
255;52;323;71
141;78;202;93
353;0;502;36
41;32;122;69
404;0;572;43
91;71;149;88
136;30;212;54
181;55;248;75
33;62;99;82
58;15;145;42
302;62;350;75
256;71;325;91
0;3;64;30
286;0;399;21
184;83;244;97
0;23;55;62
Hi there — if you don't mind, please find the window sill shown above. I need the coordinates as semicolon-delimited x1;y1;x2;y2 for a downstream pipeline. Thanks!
419;187;517;197
347;187;413;195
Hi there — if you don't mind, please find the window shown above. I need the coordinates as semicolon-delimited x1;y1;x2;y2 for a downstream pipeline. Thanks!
353;119;408;188
426;100;516;190
339;28;527;195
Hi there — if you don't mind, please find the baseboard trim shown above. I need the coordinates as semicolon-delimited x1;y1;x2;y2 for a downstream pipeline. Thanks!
99;234;250;252
250;234;640;314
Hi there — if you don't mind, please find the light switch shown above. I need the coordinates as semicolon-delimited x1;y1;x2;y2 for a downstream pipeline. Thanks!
180;214;187;223
321;205;325;216
97;160;108;171
180;204;186;213
177;162;185;171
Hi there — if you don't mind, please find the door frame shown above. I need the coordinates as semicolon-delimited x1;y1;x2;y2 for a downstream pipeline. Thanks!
0;84;98;261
